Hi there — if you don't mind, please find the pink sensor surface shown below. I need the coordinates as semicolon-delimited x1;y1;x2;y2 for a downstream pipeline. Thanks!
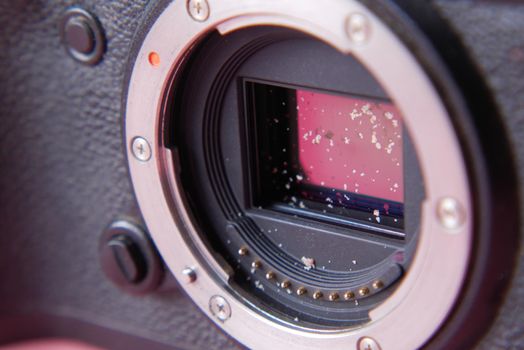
296;89;404;203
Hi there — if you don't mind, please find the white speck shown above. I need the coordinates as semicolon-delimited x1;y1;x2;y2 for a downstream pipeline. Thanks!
393;183;399;188
392;119;399;127
296;174;304;181
371;131;378;144
320;181;325;186
352;169;357;174
376;217;381;223
361;104;372;115
360;172;365;177
285;183;291;190
373;209;380;217
386;141;395;154
344;136;351;144
278;243;283;248
350;109;362;120
358;132;364;139
354;300;359;306
255;280;265;291
352;260;357;265
299;201;306;209
343;184;348;191
312;134;322;144
385;111;394;119
301;256;316;270
375;142;382;150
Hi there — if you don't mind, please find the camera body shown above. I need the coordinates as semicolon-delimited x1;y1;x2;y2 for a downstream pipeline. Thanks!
0;1;523;349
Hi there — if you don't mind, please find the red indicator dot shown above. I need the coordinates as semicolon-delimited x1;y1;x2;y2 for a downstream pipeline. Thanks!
148;51;160;67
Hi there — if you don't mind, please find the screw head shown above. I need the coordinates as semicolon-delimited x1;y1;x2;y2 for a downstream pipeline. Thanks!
182;267;197;283
131;137;152;162
437;197;466;231
346;13;371;44
209;295;231;322
358;337;381;350
187;0;210;22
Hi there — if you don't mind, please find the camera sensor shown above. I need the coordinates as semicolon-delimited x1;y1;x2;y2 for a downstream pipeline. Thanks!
246;80;404;233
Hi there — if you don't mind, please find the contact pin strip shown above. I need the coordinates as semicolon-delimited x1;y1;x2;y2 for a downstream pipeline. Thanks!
240;249;385;302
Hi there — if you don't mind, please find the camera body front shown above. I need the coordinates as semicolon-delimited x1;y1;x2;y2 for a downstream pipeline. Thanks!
0;1;523;349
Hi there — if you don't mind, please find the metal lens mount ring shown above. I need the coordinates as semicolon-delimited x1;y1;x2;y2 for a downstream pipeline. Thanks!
125;1;472;349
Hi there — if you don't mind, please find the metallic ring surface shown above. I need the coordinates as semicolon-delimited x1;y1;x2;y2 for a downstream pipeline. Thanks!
125;1;472;349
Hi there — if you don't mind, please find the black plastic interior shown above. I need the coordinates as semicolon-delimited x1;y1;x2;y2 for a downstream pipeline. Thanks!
169;26;425;327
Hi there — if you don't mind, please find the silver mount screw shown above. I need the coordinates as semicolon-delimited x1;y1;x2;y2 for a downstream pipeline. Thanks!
358;337;381;350
182;267;197;283
346;13;371;45
209;295;231;322
187;0;210;22
131;137;151;162
437;197;465;231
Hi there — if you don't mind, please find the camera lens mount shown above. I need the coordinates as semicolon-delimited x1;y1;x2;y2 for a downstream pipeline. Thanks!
125;0;472;349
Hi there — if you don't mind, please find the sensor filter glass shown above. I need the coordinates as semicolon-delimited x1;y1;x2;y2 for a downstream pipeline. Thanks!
247;81;404;230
